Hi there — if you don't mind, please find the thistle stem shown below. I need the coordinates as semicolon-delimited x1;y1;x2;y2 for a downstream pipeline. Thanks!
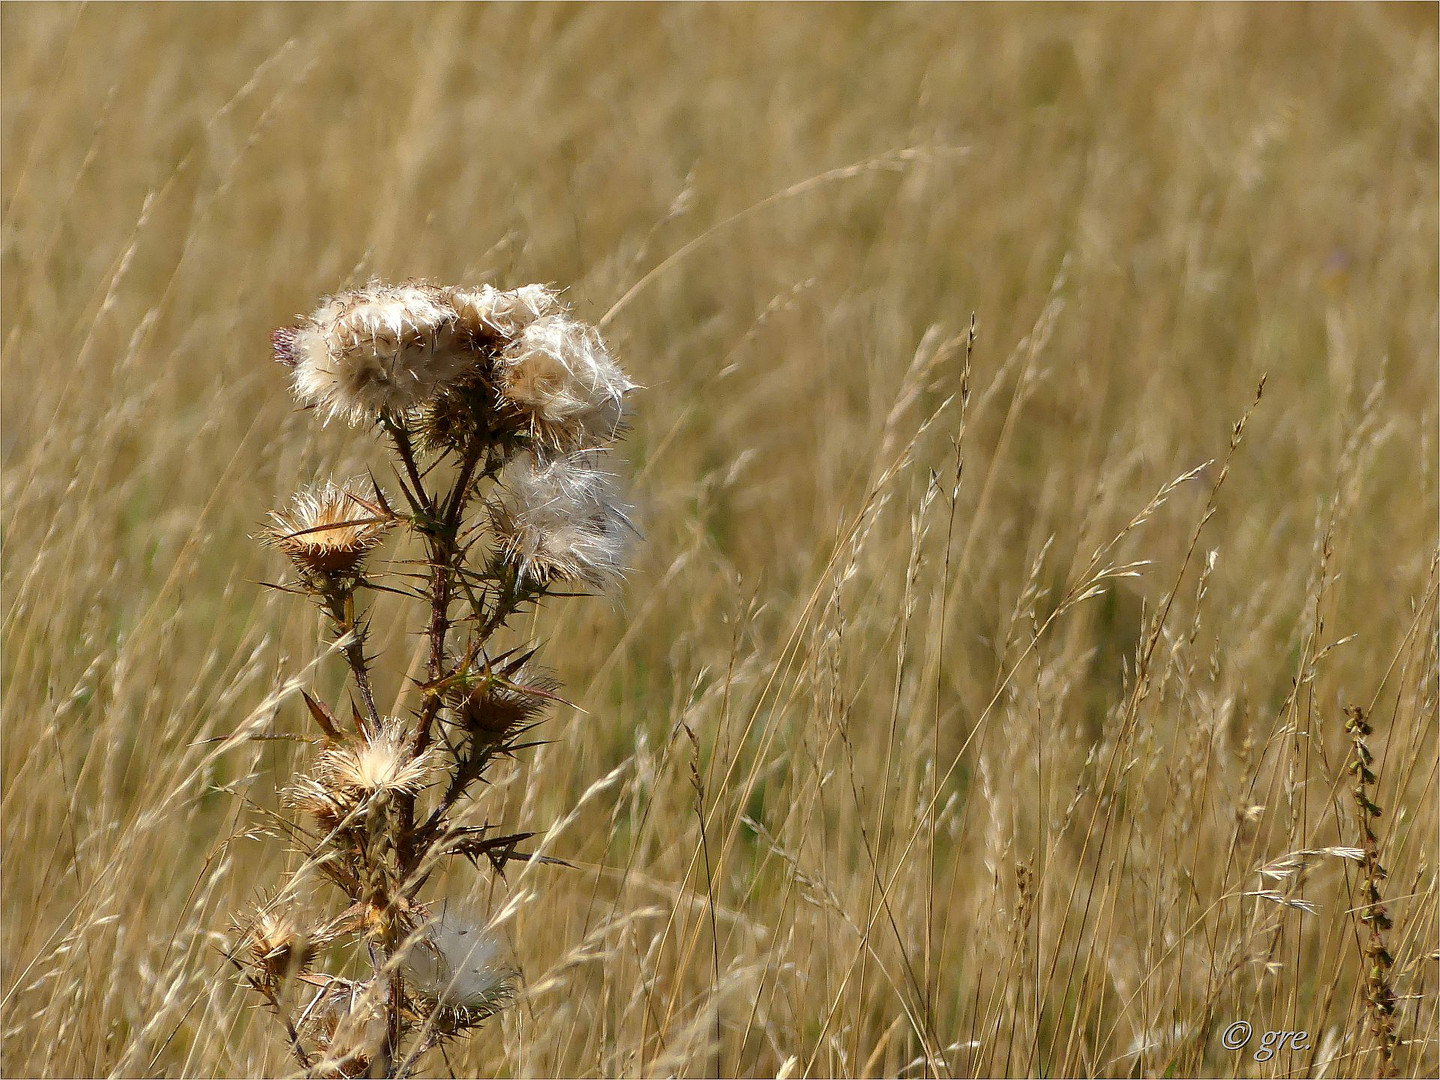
325;589;382;732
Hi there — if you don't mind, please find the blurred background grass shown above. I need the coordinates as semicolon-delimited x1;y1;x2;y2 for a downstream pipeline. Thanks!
2;4;1436;1077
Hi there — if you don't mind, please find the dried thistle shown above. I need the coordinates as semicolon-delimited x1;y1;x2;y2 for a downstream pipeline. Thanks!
261;479;394;580
489;452;633;589
239;279;636;1077
401;914;514;1013
314;719;440;803
444;282;559;342
286;283;482;426
235;904;325;992
299;977;388;1079
496;314;636;452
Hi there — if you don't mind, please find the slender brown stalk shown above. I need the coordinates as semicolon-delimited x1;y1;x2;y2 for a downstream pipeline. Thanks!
1345;705;1400;1078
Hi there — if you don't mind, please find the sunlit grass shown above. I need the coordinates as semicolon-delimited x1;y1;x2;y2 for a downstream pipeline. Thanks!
2;5;1436;1077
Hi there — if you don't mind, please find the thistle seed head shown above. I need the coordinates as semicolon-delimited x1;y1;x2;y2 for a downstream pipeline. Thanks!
452;671;555;742
315;718;438;802
261;479;394;578
496;314;636;452
288;282;482;425
300;977;386;1079
445;283;559;342
490;453;633;590
234;905;321;989
402;914;514;1013
284;774;352;832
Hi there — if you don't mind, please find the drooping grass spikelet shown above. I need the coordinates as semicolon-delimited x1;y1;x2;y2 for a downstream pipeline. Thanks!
489;453;632;589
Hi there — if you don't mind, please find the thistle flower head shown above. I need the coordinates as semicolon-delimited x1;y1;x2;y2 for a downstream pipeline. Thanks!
285;774;352;832
287;283;481;425
446;654;559;744
261;479;394;578
496;315;636;452
300;977;386;1079
314;718;438;803
402;913;514;1014
490;453;632;589
234;905;321;989
445;283;559;342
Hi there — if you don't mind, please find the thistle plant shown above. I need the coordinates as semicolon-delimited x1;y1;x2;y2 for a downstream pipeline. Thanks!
235;281;636;1078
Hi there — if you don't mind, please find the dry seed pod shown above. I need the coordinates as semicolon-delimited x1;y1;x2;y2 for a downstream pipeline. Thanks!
284;774;353;833
261;480;393;579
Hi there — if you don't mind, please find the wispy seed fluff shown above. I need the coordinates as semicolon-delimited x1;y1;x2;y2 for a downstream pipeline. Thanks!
496;314;636;452
286;283;481;425
444;283;559;341
314;719;439;805
262;479;394;578
402;914;513;1012
490;454;631;589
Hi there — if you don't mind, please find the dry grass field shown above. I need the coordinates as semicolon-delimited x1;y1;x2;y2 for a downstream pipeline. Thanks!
3;4;1437;1077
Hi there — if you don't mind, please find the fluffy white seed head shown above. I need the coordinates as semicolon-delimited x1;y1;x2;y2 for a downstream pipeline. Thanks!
402;914;513;1011
496;314;635;452
289;283;482;425
314;718;438;803
490;453;632;589
444;283;559;341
